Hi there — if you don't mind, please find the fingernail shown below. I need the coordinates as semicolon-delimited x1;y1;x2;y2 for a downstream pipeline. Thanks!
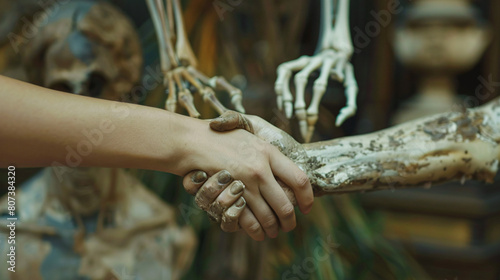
235;197;245;208
217;170;232;184
191;171;207;184
230;180;244;195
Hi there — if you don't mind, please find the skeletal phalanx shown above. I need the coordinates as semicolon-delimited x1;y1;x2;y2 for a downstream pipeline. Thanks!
275;0;358;142
146;0;245;117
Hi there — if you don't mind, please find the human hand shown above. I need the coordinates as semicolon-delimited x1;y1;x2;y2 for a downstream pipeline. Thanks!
179;118;313;240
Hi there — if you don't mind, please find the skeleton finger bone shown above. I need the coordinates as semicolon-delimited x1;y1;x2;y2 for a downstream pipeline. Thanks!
187;66;244;113
165;72;177;112
275;56;310;117
201;87;228;115
178;88;200;118
304;57;336;143
294;57;323;141
180;67;203;92
209;76;245;113
146;0;178;70
173;68;200;117
331;57;348;82
335;63;358;126
172;0;197;66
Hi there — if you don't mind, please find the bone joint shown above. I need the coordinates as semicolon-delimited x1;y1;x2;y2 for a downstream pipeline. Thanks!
146;0;245;116
274;0;358;143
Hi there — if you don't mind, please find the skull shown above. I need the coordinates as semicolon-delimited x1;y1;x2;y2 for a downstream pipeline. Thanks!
19;1;143;216
22;1;142;100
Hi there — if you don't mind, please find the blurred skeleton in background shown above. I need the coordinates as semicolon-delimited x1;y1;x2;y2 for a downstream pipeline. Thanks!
0;1;199;279
275;0;358;142
146;0;245;117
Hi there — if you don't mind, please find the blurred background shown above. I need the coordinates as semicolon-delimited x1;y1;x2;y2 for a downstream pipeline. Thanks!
0;0;499;279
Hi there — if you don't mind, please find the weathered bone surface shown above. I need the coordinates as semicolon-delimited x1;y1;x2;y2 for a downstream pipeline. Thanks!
214;97;500;198
304;98;500;195
21;1;142;100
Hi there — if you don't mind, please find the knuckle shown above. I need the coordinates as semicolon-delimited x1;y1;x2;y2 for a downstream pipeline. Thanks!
279;203;295;220
295;172;310;190
247;222;262;235
249;166;265;181
261;215;278;229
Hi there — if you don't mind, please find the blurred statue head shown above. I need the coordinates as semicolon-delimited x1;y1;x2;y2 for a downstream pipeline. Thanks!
394;0;490;74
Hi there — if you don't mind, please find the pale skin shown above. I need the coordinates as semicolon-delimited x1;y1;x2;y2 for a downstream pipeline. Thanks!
0;75;314;241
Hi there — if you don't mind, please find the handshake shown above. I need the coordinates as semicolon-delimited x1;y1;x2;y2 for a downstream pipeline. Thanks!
180;111;314;241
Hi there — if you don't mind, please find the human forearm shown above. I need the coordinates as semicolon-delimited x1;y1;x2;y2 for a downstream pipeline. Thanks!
0;75;197;175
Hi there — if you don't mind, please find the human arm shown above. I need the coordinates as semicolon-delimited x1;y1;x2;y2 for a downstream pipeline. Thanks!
0;75;314;240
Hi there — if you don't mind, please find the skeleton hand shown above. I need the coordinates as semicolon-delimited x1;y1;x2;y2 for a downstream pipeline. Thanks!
183;170;247;233
275;49;358;142
275;0;358;142
146;0;245;117
162;66;246;118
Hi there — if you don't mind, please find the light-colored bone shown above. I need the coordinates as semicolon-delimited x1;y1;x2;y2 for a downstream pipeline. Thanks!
210;76;245;113
294;57;323;139
275;56;310;116
146;0;178;71
165;71;177;111
274;0;358;142
304;98;500;194
316;0;335;52
147;0;245;115
187;66;245;113
212;97;500;198
305;57;336;142
335;62;357;126
172;0;197;66
172;68;200;117
201;87;228;115
328;0;354;56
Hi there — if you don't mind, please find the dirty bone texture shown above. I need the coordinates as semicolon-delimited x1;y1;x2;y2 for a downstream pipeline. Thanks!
304;98;500;195
214;97;500;198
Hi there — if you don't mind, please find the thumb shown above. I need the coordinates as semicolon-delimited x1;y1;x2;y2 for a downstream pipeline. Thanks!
210;111;254;133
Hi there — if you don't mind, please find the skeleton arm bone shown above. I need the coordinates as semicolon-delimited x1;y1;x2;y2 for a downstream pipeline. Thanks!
209;97;500;197
275;0;358;142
